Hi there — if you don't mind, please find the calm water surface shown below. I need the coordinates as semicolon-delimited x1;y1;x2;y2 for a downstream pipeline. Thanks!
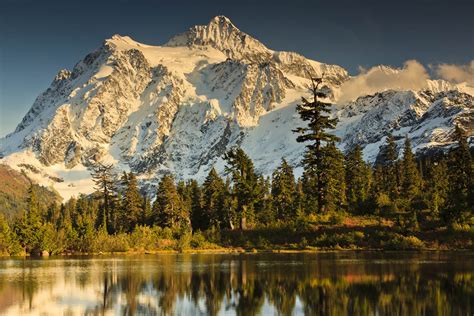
0;251;472;315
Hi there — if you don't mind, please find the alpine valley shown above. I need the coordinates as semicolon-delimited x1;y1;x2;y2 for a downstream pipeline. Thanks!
1;16;473;199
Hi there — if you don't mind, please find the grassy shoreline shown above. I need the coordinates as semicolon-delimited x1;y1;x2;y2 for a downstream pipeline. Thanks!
5;225;473;257
5;247;474;258
2;215;472;257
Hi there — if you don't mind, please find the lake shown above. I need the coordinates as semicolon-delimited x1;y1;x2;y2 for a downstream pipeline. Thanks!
0;251;472;315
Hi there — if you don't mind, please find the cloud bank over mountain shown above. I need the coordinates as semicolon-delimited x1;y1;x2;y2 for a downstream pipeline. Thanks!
435;60;474;85
338;61;430;103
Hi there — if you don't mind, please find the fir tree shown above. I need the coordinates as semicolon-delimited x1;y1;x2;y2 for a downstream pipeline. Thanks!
91;163;117;233
255;176;274;225
202;168;225;230
152;175;189;229
46;202;62;229
444;126;473;224
121;172;144;232
345;145;371;213
292;77;339;213
401;136;422;198
188;180;204;231
320;142;347;212
0;214;22;255
293;178;305;217
142;197;152;226
15;185;44;254
176;180;189;210
271;159;296;221
222;177;237;230
223;147;258;229
425;159;448;217
379;134;399;199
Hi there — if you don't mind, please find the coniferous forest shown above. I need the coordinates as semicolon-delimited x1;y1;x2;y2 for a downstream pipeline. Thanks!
0;78;473;256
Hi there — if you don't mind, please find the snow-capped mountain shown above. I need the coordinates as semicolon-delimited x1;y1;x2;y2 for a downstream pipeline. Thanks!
0;16;472;199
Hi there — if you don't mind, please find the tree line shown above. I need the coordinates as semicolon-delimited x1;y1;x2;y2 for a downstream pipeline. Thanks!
0;77;472;255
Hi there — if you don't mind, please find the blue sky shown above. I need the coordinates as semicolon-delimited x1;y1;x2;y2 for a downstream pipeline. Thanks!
1;0;473;137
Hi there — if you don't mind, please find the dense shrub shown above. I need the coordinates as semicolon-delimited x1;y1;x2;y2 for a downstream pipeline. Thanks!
383;234;424;250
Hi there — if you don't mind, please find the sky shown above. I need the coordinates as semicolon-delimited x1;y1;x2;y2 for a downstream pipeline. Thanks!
0;0;473;137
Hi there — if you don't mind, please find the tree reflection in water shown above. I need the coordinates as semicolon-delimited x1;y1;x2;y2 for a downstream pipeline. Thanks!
0;252;472;315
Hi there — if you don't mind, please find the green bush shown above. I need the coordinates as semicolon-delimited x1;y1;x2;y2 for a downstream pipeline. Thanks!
328;212;345;225
190;231;207;249
130;225;156;250
176;232;192;252
299;237;309;249
153;226;173;240
384;234;424;250
93;231;130;253
312;231;365;249
256;236;270;249
203;227;221;244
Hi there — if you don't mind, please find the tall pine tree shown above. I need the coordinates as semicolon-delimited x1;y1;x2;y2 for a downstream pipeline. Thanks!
293;77;340;213
202;168;225;230
223;147;258;229
379;134;399;199
444;126;473;224
345;145;371;213
271;159;296;221
91;163;117;233
401;136;422;198
187;180;204;231
152;175;189;230
121;172;144;232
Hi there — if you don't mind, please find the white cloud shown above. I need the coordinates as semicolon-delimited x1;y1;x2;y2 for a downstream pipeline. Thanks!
435;60;474;84
337;60;430;104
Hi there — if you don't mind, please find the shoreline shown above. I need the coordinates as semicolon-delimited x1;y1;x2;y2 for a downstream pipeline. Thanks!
4;247;473;258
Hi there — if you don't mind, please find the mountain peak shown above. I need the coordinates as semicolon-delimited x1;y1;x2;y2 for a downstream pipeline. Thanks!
165;15;270;61
105;34;140;47
208;15;235;27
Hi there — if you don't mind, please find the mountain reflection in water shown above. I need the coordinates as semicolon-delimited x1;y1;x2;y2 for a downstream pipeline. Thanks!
0;252;472;315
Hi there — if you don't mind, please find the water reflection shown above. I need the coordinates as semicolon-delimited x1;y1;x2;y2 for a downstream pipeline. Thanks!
0;252;472;315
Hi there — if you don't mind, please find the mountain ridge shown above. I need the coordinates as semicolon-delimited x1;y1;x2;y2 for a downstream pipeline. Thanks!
0;16;472;199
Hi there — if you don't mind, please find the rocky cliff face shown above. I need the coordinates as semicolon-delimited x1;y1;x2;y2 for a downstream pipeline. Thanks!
0;16;472;199
337;90;473;161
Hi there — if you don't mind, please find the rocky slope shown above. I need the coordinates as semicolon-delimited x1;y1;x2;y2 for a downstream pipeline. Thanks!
0;16;472;199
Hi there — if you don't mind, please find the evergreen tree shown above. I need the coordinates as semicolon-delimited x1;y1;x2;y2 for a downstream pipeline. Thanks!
119;171;129;194
152;175;189;229
142;197;152;226
271;159;296;221
444;126;473;224
320;142;347;212
45;202;61;228
401;136;422;198
293;179;305;217
121;172;144;232
345;145;371;213
301;170;318;214
255;176;274;225
222;177;237;230
91;163;117;233
253;175;271;225
202;168;225;230
379;134;399;199
0;214;22;255
292;77;339;213
15;185;45;254
424;159;448;217
176;180;189;210
223;147;258;229
188;180;204;231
